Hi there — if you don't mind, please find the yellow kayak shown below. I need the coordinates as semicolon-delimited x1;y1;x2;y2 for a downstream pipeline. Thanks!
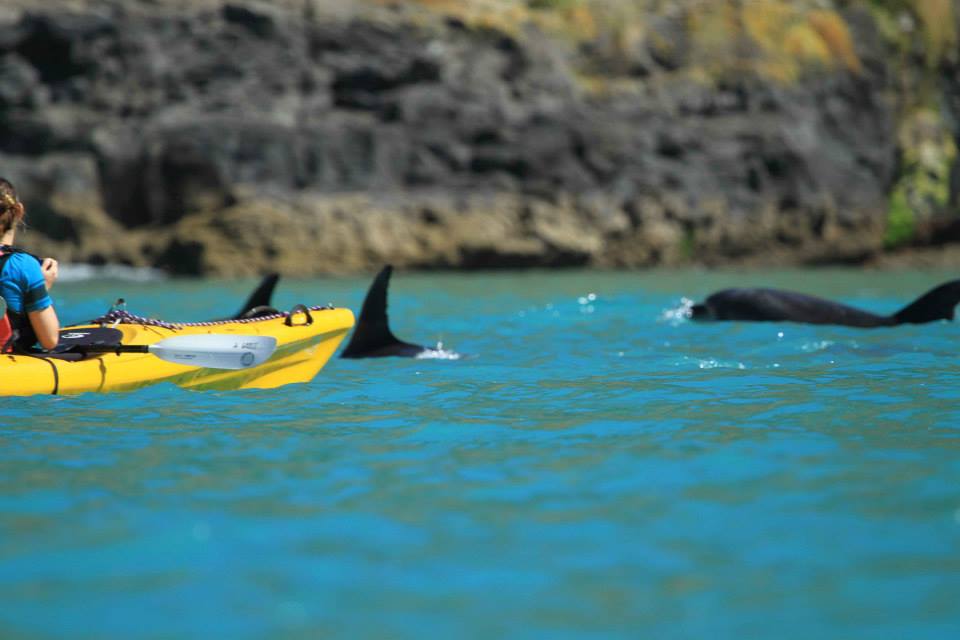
0;305;354;396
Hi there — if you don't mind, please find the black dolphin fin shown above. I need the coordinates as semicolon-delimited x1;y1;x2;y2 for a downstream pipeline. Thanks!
341;265;425;358
232;273;280;319
892;279;960;324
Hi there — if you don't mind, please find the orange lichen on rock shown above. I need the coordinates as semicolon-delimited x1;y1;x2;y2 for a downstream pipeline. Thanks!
739;0;861;81
807;9;862;73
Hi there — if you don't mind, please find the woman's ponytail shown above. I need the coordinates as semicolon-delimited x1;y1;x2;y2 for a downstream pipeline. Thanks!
0;178;22;236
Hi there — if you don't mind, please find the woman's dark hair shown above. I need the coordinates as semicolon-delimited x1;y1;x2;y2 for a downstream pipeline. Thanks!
0;178;22;235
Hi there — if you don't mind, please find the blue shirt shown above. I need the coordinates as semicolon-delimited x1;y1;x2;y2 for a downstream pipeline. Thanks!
0;252;52;314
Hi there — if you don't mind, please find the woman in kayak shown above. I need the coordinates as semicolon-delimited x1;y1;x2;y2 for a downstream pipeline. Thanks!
0;178;59;351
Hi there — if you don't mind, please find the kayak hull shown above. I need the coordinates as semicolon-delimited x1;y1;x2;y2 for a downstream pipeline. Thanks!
0;307;355;396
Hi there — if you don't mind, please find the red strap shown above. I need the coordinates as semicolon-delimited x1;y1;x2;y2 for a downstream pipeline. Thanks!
0;314;12;354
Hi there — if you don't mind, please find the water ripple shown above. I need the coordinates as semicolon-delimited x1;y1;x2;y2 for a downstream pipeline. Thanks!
2;270;960;638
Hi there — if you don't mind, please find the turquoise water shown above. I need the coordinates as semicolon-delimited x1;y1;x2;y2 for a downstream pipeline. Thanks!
2;269;960;639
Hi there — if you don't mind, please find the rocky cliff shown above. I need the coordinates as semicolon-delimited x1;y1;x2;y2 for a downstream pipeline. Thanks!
0;0;957;275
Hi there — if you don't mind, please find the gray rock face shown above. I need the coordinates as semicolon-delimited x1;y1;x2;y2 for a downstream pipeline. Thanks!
0;0;918;274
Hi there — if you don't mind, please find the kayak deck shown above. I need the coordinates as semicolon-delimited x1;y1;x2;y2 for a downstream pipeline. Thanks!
0;306;355;396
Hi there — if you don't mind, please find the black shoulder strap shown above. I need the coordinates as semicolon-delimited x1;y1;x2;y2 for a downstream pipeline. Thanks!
0;245;42;267
0;251;15;272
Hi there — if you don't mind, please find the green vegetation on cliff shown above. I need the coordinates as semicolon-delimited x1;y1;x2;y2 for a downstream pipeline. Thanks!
861;0;959;246
885;109;957;248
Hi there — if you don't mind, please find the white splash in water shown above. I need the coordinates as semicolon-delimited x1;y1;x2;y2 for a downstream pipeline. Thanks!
660;297;694;325
680;356;745;370
697;358;746;370
416;342;462;360
578;293;598;314
801;340;835;353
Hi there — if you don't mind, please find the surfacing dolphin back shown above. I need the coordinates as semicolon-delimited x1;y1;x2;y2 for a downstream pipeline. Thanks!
691;279;960;327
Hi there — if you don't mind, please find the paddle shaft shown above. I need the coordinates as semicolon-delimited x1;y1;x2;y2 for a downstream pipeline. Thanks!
77;345;150;354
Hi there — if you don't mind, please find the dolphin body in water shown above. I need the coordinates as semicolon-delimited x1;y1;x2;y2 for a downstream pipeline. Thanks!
340;265;458;358
690;279;960;327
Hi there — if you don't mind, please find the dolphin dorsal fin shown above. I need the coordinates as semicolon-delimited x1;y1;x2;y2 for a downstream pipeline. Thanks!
893;279;960;324
233;273;279;319
340;265;409;357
